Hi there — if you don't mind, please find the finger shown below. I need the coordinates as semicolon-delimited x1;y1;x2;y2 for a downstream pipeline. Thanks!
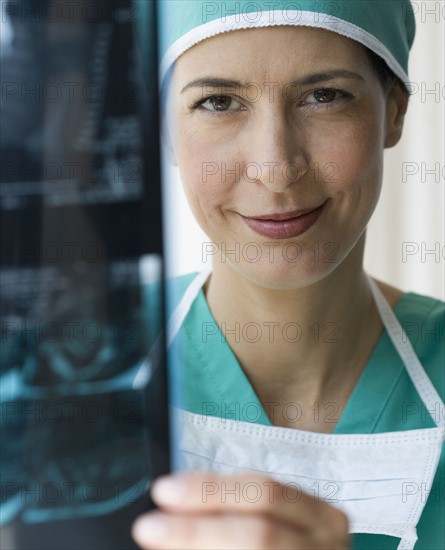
149;473;349;542
132;510;348;550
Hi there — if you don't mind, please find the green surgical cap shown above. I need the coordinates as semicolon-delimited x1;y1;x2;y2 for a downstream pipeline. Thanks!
158;0;416;90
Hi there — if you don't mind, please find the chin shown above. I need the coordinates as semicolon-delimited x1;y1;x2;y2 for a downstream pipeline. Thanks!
226;255;342;291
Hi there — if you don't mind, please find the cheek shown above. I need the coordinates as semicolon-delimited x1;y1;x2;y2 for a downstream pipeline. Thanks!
177;123;243;191
177;133;209;199
176;132;237;229
316;115;384;202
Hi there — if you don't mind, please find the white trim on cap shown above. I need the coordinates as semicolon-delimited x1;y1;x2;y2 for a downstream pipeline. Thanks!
160;10;409;87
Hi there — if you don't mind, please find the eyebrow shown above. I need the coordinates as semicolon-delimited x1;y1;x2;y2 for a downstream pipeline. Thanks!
180;70;366;93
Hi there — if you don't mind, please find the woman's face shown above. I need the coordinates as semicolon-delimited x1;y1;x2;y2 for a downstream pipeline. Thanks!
166;26;406;289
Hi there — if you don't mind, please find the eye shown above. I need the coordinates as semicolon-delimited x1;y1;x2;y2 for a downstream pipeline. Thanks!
193;95;245;113
301;88;351;105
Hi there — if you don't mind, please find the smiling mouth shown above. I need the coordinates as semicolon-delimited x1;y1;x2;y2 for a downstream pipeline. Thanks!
240;201;327;239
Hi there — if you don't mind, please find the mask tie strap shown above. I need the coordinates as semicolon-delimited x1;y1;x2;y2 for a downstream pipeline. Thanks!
366;273;445;435
397;527;418;550
133;268;212;389
167;268;212;347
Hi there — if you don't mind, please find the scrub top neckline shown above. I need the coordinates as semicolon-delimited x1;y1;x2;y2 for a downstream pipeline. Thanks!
186;284;418;435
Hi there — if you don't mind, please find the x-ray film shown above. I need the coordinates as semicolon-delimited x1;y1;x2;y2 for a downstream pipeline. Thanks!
1;1;169;548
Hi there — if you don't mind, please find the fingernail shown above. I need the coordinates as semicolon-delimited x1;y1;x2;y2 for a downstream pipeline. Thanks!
152;476;188;504
132;514;168;543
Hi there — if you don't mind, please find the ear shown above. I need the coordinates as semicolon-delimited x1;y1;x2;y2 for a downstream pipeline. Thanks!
384;83;409;148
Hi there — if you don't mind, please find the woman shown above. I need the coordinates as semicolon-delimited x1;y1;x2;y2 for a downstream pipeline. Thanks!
133;1;444;549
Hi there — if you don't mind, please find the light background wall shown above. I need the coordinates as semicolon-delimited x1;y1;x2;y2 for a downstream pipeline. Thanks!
162;6;445;300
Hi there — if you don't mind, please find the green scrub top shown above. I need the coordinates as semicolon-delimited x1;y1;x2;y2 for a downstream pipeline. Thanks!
167;272;445;550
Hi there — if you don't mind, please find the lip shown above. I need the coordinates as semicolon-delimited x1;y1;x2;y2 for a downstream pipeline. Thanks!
241;201;327;239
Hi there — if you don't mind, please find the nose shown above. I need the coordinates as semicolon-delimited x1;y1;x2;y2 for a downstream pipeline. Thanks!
245;109;309;193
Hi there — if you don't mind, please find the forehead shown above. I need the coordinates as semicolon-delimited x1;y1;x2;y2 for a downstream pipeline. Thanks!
173;26;369;83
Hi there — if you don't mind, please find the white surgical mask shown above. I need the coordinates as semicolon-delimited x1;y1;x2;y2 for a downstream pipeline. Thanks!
167;270;445;550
